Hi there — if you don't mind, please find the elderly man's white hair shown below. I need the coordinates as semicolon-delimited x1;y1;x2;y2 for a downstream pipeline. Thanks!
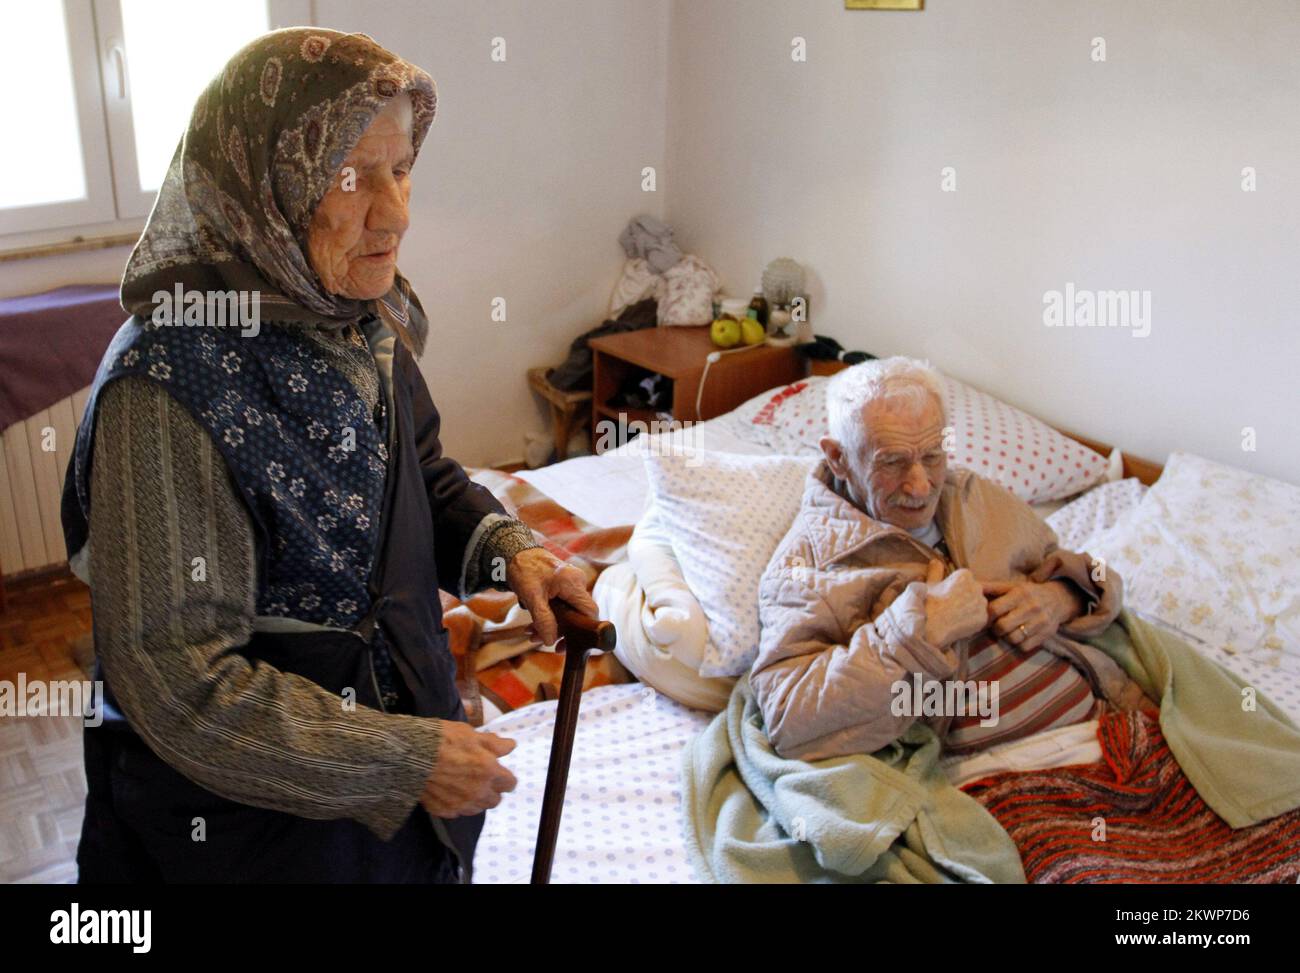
825;356;947;453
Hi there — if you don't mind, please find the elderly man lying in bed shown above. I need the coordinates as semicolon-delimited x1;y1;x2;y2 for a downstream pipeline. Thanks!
752;357;1148;761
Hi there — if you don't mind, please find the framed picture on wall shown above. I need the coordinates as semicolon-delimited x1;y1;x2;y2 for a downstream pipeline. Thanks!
846;1;923;9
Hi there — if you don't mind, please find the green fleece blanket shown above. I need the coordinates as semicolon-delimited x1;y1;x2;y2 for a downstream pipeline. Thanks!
680;610;1300;883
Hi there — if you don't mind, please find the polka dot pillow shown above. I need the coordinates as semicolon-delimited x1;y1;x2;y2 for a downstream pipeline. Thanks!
943;378;1108;503
730;370;1109;504
643;449;818;677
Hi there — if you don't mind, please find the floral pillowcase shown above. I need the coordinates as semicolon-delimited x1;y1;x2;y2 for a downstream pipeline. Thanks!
1083;452;1300;677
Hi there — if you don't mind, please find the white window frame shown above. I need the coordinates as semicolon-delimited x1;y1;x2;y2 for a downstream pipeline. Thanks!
0;1;116;237
0;0;312;253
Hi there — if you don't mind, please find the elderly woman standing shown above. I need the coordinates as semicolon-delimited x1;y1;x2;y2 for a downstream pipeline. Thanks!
61;28;595;883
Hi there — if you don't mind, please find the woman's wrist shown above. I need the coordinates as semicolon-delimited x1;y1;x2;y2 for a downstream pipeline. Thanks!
480;519;540;586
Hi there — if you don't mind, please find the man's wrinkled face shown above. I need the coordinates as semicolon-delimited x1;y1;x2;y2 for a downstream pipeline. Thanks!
824;393;947;530
307;100;413;300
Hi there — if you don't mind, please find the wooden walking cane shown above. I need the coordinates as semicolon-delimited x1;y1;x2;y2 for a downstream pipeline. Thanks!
530;600;616;884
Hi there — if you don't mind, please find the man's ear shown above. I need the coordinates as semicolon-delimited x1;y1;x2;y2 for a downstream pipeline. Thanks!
820;436;849;480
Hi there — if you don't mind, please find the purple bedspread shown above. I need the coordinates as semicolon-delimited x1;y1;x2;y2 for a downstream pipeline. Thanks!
0;284;126;433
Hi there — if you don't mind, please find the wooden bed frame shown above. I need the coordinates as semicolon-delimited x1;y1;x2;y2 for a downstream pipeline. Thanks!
807;358;1166;485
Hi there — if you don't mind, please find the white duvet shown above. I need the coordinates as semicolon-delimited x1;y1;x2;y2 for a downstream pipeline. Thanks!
594;506;734;712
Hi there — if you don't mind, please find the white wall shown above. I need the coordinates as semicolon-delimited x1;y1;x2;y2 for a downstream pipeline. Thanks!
5;0;1296;481
665;0;1300;484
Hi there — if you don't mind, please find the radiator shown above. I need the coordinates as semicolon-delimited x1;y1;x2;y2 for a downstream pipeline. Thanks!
0;386;91;578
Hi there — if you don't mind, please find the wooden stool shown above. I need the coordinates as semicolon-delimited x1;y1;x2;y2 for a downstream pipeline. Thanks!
527;367;592;462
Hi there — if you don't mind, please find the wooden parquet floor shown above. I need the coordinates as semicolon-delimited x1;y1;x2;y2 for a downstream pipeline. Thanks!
0;570;94;884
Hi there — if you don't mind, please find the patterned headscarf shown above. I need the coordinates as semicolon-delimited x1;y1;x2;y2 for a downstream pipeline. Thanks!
120;28;435;351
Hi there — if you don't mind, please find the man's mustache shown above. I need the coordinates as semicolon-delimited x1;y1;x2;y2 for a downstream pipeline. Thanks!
890;494;933;510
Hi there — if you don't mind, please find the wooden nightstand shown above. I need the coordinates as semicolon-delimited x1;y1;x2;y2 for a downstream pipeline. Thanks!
588;325;804;453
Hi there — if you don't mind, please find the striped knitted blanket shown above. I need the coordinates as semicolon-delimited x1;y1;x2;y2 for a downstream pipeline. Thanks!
964;709;1300;883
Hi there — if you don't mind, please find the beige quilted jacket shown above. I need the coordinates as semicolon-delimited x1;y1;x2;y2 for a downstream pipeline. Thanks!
751;460;1147;761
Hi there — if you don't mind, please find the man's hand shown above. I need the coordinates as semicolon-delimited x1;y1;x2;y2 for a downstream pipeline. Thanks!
419;721;517;817
505;547;598;646
922;560;988;648
981;578;1081;652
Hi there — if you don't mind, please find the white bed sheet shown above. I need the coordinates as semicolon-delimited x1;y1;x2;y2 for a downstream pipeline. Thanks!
515;414;768;528
473;683;708;884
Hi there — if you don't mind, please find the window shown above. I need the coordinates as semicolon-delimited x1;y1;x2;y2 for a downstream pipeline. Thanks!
0;0;310;249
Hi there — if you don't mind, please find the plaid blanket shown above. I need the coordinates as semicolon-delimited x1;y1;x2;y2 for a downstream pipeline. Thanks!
964;709;1300;883
446;469;636;724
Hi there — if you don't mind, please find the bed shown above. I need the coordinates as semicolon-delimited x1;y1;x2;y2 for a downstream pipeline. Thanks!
464;364;1300;883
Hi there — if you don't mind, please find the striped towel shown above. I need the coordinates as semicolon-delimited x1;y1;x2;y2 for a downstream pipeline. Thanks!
964;709;1300;883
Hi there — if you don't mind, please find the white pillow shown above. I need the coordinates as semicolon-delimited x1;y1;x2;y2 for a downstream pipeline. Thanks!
642;449;817;677
733;375;830;455
729;369;1108;503
1086;452;1300;673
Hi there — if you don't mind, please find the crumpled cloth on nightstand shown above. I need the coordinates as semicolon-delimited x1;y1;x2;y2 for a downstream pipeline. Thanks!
609;254;720;327
609;257;663;317
619;214;682;274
